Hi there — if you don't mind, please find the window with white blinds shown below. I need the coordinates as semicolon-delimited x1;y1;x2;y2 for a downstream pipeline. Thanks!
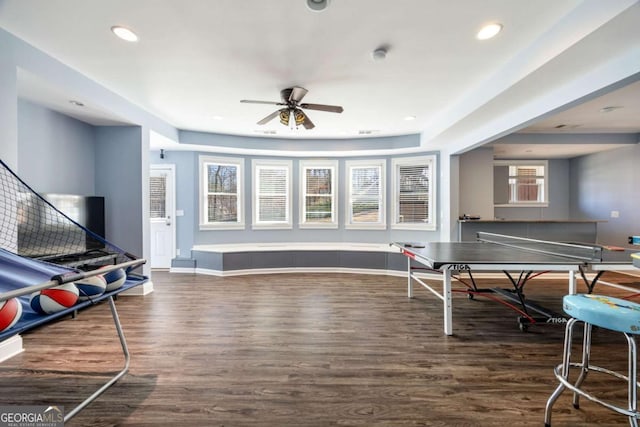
253;160;292;229
391;156;436;230
149;175;166;218
199;155;244;229
494;160;548;206
300;160;337;228
346;159;385;229
509;165;545;203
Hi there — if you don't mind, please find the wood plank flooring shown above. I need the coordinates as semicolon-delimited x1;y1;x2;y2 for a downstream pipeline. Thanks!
1;271;640;426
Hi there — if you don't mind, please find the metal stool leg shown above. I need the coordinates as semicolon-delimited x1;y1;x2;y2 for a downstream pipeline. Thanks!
572;322;592;409
545;318;579;426
624;333;638;427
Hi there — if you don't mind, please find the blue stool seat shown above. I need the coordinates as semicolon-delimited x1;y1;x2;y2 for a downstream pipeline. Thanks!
545;293;640;426
563;294;640;334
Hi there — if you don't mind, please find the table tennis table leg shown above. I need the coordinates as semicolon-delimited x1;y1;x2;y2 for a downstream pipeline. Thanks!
407;257;413;298
568;270;577;295
443;269;453;336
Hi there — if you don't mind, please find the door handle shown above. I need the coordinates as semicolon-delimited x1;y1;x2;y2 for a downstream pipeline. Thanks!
166;215;171;226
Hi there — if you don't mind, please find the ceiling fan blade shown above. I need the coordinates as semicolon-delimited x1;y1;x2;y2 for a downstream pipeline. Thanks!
300;103;344;113
256;110;280;125
289;87;308;103
240;99;283;105
302;113;315;129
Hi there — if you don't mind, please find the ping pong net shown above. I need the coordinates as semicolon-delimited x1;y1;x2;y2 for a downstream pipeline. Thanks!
476;232;603;262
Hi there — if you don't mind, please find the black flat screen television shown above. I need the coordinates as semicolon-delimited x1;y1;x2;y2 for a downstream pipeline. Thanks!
17;194;106;258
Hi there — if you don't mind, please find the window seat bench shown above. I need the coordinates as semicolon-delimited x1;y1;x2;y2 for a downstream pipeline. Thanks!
171;242;409;276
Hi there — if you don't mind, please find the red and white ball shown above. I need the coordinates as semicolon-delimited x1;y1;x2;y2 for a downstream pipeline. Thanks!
0;297;23;332
75;275;107;301
101;267;126;292
30;283;79;314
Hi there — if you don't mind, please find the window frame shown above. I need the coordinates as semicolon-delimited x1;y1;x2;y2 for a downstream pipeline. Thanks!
299;160;338;229
391;155;436;230
345;159;386;230
252;159;293;230
494;160;549;207
199;155;245;230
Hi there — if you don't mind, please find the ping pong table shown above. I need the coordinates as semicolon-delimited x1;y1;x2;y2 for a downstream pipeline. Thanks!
392;232;637;335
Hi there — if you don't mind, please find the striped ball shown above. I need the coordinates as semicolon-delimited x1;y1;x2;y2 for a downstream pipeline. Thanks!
75;275;107;301
30;283;79;314
102;267;126;292
0;297;23;332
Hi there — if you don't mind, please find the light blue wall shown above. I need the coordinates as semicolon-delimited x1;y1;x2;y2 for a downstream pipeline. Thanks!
15;98;149;258
570;143;640;247
95;126;145;258
0;28;178;271
494;159;571;220
180;130;421;152
152;149;441;260
489;133;639;222
151;151;197;257
460;134;640;246
0;62;18;169
17;99;96;195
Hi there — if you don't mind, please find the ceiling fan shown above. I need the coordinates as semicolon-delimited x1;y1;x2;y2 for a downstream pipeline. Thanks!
240;87;343;130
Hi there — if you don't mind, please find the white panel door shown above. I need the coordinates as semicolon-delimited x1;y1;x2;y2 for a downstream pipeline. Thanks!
149;165;175;268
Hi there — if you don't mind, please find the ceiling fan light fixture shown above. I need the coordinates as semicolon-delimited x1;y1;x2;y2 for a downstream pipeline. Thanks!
111;26;139;42
306;0;330;12
294;109;306;126
279;109;290;126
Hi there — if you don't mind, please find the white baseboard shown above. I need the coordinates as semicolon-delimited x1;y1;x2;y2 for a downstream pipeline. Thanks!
169;267;196;274
121;281;154;296
0;335;24;363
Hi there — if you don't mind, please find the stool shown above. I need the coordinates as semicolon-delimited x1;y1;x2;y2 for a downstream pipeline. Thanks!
545;294;640;426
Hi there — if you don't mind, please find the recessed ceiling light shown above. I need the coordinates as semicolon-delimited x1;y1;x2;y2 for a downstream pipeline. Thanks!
111;26;138;42
69;100;84;107
306;0;330;12
404;115;416;121
372;47;388;61
600;106;622;113
212;115;223;120
476;23;503;40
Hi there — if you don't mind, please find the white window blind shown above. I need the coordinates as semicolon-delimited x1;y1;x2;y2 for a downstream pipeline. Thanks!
253;160;292;229
494;160;548;207
509;165;544;203
149;175;166;219
256;166;288;222
391;155;436;230
398;164;430;223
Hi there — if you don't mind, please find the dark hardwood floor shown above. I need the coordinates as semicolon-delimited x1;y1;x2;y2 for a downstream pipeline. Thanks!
2;271;640;426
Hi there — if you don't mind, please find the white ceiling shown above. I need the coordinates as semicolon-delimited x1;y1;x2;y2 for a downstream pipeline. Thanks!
0;0;639;156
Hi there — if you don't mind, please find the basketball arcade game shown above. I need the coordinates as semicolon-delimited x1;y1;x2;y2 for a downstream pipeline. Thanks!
0;159;147;422
392;232;636;336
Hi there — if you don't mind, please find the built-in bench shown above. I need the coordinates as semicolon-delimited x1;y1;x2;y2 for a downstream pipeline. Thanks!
171;242;410;276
